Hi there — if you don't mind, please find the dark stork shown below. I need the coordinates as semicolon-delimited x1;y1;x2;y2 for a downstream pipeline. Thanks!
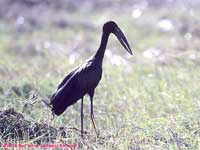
50;21;133;137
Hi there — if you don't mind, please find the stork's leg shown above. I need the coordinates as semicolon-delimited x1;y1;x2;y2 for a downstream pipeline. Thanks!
81;97;84;138
91;97;98;136
89;90;99;136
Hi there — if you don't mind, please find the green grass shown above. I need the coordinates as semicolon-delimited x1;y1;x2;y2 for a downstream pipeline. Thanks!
0;8;200;150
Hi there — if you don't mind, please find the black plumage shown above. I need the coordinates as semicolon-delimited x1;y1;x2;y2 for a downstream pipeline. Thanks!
50;21;133;137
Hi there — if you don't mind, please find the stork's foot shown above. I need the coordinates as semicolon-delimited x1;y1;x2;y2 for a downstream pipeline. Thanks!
95;129;100;138
68;127;88;135
67;127;100;138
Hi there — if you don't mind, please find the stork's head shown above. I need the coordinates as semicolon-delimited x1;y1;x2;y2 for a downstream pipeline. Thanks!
103;21;133;55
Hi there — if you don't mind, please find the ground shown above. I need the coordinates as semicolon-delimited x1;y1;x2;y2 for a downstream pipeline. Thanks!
0;0;200;149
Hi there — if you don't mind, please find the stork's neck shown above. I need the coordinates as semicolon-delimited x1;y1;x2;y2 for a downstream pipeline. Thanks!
94;31;110;63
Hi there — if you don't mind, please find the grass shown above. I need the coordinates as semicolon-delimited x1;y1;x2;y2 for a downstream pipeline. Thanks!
0;6;200;150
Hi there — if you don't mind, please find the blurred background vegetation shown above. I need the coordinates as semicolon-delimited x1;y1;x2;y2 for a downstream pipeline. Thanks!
0;0;200;149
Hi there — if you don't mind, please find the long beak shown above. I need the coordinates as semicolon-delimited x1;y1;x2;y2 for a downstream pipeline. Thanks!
114;27;133;55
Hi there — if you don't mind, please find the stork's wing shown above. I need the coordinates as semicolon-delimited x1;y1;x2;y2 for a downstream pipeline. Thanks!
50;76;78;115
50;62;91;115
57;66;80;90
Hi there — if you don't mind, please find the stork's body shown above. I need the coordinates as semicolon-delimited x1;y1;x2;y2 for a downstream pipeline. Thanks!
51;56;102;115
50;21;133;137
